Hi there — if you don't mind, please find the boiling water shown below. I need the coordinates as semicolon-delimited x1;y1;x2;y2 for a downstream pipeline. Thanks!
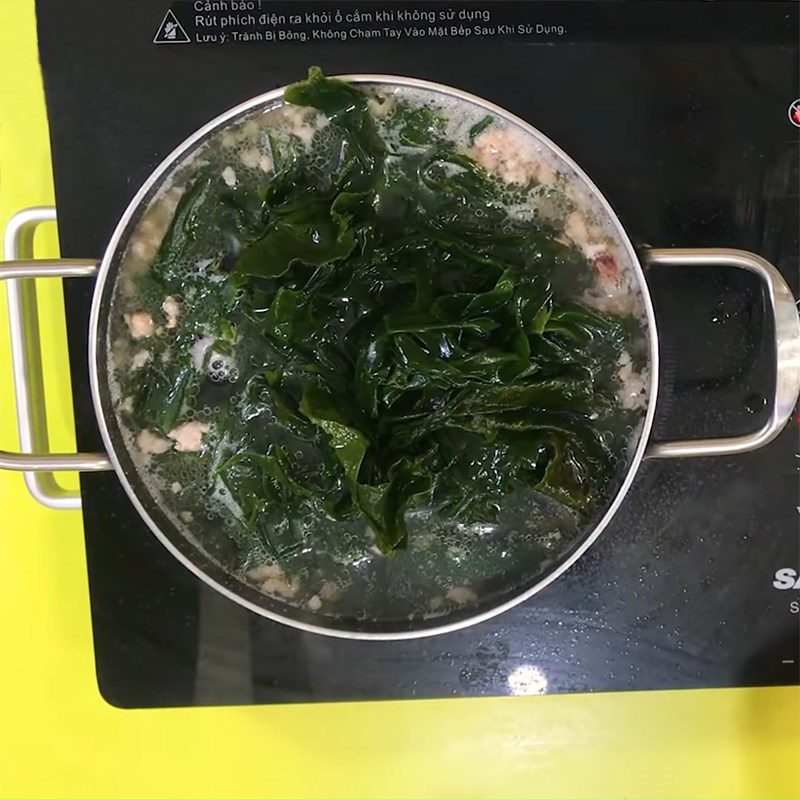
107;81;650;623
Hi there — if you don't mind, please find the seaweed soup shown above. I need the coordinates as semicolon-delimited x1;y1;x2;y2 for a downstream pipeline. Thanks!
106;70;650;622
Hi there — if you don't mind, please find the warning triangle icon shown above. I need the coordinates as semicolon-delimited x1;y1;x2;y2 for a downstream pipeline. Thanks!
154;9;190;44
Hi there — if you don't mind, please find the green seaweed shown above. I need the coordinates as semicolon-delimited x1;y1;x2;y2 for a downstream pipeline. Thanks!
126;68;639;557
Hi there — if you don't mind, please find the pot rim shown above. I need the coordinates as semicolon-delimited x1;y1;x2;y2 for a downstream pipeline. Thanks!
88;74;660;640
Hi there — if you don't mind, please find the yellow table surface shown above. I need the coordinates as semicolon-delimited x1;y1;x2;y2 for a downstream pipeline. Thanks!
1;3;798;798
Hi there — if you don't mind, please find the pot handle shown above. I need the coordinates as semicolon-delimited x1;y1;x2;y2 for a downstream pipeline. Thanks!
1;208;112;511
644;248;800;459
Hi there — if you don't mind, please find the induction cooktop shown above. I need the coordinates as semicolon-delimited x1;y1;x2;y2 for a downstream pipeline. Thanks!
34;0;799;707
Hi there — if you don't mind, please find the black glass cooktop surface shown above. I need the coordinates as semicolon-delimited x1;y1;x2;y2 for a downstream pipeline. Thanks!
36;0;799;707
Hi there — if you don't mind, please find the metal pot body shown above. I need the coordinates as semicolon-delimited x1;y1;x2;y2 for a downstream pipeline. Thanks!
3;76;799;640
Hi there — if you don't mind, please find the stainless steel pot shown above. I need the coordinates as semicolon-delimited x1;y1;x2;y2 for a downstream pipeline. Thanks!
3;75;799;640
